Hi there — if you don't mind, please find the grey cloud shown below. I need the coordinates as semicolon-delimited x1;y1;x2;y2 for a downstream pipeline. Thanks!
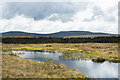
2;2;117;23
84;6;104;22
84;6;116;22
92;6;104;16
2;2;89;22
106;16;116;22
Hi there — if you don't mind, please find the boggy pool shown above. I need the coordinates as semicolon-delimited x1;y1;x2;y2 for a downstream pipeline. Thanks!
11;50;119;78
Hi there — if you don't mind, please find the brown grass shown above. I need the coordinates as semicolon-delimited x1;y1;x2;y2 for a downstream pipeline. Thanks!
2;43;119;62
2;53;86;78
2;43;118;55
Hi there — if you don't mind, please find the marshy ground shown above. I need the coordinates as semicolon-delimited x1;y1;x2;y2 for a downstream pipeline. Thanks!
2;43;120;62
2;43;120;78
2;53;86;78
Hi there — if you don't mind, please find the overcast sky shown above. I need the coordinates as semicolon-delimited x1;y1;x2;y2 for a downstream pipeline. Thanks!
0;0;119;34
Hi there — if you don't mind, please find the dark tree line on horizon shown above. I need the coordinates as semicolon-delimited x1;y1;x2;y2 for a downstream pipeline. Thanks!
1;36;119;44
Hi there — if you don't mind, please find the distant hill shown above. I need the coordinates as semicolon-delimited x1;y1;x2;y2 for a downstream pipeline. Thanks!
1;31;113;37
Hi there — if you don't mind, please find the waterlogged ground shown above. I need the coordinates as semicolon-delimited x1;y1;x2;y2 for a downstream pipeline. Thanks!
2;53;86;78
3;43;120;62
2;43;120;78
11;50;119;78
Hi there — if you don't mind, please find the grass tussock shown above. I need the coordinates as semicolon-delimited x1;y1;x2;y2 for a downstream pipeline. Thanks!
2;53;87;78
2;43;119;63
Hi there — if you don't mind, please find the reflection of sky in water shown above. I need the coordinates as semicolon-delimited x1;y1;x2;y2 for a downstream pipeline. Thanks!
12;51;119;78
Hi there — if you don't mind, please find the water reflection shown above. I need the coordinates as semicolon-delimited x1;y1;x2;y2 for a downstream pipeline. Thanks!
12;50;119;78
